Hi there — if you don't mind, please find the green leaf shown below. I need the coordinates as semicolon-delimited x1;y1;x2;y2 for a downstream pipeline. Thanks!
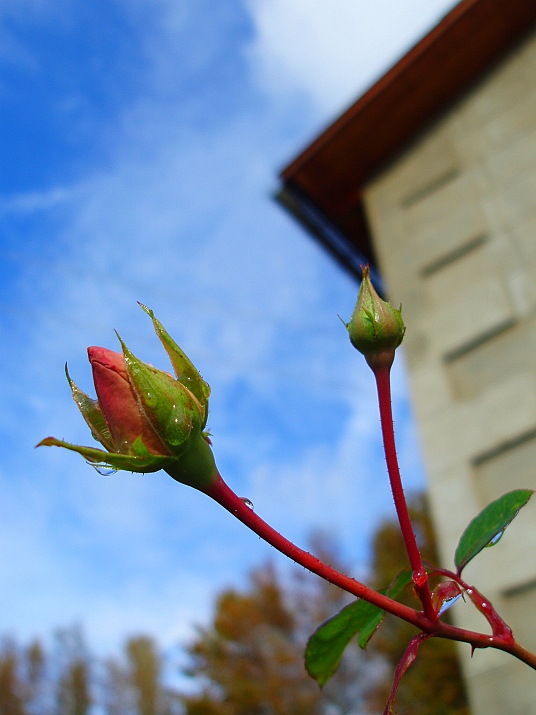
455;489;533;574
305;569;413;686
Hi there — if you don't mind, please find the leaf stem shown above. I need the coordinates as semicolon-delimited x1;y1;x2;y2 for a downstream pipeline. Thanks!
373;366;436;621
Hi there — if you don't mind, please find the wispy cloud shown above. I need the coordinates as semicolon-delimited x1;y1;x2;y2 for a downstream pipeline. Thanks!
245;0;458;115
0;0;429;656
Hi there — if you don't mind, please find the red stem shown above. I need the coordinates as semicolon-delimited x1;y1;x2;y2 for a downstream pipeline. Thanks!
374;366;436;621
206;474;424;626
205;475;536;670
204;473;536;669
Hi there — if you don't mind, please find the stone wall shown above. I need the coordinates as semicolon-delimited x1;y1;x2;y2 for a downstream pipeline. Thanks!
364;29;536;715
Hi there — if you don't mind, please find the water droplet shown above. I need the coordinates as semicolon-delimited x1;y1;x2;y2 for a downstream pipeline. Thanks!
87;461;117;476
486;531;504;547
438;593;463;615
412;568;427;587
240;497;254;510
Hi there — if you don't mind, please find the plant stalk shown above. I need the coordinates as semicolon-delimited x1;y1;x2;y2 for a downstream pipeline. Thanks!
373;365;436;621
207;474;426;626
205;473;536;669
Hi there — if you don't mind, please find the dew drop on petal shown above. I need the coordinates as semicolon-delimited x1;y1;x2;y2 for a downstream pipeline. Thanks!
240;497;254;510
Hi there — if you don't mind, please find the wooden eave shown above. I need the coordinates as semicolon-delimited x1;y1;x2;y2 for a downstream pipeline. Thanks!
279;0;536;266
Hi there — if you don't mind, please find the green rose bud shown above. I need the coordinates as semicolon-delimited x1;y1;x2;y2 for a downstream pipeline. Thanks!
345;265;405;371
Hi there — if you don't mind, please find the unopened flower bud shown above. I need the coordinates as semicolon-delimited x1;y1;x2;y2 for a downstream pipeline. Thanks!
38;306;218;492
345;265;405;371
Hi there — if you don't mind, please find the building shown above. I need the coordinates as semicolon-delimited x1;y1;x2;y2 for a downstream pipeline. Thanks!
278;1;536;713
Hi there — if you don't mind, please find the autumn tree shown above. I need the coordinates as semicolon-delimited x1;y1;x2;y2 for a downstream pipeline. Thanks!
0;639;26;715
25;640;46;715
102;635;180;715
181;564;322;715
0;496;469;715
180;545;383;715
54;627;92;715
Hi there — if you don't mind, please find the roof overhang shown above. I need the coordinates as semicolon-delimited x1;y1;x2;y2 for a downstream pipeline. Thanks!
277;0;536;277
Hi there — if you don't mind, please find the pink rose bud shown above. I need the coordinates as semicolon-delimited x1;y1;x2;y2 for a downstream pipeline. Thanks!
38;306;218;492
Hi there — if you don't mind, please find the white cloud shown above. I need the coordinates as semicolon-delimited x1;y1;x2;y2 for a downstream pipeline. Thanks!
0;186;73;215
245;0;458;115
0;104;363;652
0;0;430;660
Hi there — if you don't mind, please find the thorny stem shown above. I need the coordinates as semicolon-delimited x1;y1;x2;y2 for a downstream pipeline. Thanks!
206;474;422;624
205;473;536;670
373;365;436;621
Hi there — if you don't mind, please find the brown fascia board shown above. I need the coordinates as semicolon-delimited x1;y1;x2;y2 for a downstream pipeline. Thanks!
279;0;536;264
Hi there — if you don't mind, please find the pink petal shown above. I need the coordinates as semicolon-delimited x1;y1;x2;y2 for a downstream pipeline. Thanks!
88;347;169;455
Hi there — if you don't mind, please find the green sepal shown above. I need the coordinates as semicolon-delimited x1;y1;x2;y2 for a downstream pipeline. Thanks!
164;435;218;492
118;335;204;457
65;364;115;452
37;437;175;473
139;304;210;428
346;265;405;370
455;489;534;574
305;569;413;687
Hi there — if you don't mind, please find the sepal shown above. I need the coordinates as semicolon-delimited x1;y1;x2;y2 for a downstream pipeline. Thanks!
118;335;204;457
65;364;115;451
139;304;210;427
37;437;174;473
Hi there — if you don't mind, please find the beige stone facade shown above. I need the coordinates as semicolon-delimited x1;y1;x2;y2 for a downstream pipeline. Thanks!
364;30;536;715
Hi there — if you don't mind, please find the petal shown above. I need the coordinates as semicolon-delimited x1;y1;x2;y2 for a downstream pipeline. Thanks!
88;346;170;455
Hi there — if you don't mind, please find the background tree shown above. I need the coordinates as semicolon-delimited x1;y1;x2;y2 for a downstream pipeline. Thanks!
0;637;47;715
25;640;46;715
54;627;91;715
180;547;383;715
0;639;26;715
181;563;322;715
102;635;180;715
0;494;469;715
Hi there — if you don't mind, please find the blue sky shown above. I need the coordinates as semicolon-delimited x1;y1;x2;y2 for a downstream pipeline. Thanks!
0;0;457;658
